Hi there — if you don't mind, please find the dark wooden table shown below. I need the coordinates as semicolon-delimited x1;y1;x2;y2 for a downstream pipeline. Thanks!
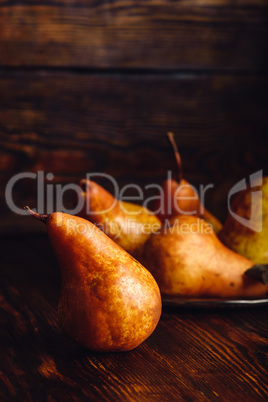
1;234;267;401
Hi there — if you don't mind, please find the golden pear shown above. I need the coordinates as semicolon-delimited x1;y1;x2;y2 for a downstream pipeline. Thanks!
219;177;268;264
139;215;267;299
77;179;161;258
153;133;222;234
26;207;162;352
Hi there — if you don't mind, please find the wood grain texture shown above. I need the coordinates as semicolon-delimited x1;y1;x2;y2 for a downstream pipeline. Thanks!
1;71;268;233
0;0;267;69
0;234;267;401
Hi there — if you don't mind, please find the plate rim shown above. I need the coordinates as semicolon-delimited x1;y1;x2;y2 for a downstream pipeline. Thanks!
162;297;268;308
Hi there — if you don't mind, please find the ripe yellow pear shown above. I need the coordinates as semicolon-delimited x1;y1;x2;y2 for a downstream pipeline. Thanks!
219;177;268;264
77;179;161;258
139;215;267;299
26;207;161;352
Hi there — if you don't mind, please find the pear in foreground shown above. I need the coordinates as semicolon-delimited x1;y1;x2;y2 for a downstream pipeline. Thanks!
26;207;161;352
77;179;161;258
139;215;267;299
153;133;222;234
219;177;268;264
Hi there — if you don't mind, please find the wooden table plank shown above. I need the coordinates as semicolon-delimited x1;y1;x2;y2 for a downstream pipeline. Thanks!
1;72;268;233
0;235;267;401
0;0;267;69
1;72;266;175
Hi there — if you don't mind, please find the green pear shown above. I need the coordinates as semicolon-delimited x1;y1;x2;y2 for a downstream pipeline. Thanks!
77;179;161;258
26;207;161;352
139;215;267;299
219;177;268;264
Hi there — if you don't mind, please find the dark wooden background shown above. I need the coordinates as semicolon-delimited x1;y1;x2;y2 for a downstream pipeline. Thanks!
1;0;268;233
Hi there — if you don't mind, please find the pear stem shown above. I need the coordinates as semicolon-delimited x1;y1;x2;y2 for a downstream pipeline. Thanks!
245;264;268;286
80;179;90;193
167;132;183;183
25;206;48;223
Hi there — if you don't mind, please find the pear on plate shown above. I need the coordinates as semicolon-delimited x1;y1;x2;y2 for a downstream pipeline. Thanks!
26;207;162;352
219;176;268;264
76;179;161;258
139;215;267;299
153;133;222;234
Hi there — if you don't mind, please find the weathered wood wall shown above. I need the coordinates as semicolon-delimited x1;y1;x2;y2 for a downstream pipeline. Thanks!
1;0;268;233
